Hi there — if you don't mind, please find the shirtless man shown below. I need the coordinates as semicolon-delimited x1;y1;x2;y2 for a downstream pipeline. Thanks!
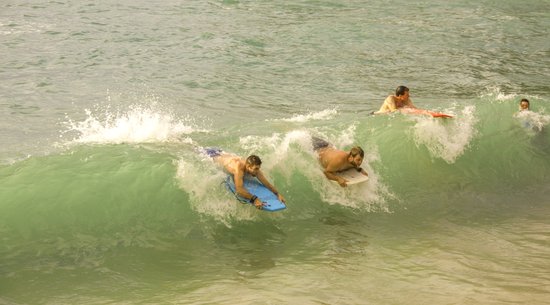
312;137;368;187
206;148;285;209
374;85;416;114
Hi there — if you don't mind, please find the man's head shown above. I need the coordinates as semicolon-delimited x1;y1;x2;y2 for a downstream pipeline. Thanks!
348;146;364;168
395;86;410;102
395;86;409;97
520;98;530;111
245;155;262;176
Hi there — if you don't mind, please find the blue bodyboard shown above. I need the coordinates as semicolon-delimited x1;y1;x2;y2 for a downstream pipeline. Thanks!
224;176;286;212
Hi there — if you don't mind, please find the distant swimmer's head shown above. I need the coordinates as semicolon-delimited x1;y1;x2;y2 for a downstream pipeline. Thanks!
245;155;262;176
348;146;364;168
519;98;530;111
395;85;410;101
395;86;409;97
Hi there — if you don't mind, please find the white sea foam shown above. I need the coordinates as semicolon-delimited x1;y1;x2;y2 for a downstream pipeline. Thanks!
481;87;518;101
275;108;338;123
63;105;206;145
480;86;540;103
411;105;478;163
514;110;550;133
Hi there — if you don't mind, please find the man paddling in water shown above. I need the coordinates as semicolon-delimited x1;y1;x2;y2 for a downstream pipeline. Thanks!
373;85;417;114
206;148;286;209
312;138;368;187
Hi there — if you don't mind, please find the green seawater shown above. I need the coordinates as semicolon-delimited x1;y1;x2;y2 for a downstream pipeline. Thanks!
1;0;550;304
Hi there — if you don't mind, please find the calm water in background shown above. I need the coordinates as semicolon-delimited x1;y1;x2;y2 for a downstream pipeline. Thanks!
1;1;550;304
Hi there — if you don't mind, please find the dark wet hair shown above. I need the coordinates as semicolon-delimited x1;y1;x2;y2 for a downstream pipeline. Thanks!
349;146;364;158
520;98;530;105
395;86;409;97
246;155;262;166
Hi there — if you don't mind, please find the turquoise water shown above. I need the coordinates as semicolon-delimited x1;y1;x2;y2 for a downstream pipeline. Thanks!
1;1;550;304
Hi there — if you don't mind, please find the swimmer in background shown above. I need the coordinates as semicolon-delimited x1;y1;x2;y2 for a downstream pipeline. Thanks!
519;98;530;111
515;98;547;132
373;85;417;114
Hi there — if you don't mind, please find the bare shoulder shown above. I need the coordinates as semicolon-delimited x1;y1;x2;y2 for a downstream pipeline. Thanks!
318;147;340;159
386;95;397;103
320;148;348;170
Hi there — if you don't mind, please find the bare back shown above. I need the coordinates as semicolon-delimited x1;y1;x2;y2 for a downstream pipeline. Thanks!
318;147;353;172
213;154;243;176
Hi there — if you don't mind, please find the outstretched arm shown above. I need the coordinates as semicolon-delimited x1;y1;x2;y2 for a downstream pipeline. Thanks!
403;98;416;109
323;160;349;187
319;152;349;187
256;171;286;203
323;169;348;187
